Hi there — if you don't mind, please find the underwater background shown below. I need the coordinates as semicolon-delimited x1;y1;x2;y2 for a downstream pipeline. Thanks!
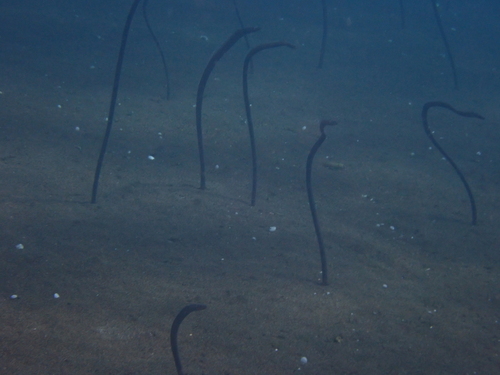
1;0;499;373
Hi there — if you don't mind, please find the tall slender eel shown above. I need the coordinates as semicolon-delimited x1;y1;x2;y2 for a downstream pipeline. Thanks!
242;41;295;206
317;0;328;68
196;27;260;190
306;120;337;286
142;0;170;99
91;0;142;204
430;0;458;89
421;102;484;225
170;304;207;375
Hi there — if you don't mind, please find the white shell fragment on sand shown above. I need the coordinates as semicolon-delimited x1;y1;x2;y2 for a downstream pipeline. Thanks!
15;243;24;250
10;295;19;299
300;357;308;364
53;293;60;299
269;226;277;232
147;155;155;160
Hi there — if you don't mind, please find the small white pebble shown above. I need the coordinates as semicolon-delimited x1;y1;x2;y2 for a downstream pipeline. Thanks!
53;293;60;299
57;104;62;108
383;284;388;288
389;226;395;231
10;295;19;299
15;244;24;250
302;126;307;130
269;226;277;232
75;126;80;131
476;151;482;156
147;155;155;160
300;357;308;365
252;237;257;241
215;164;220;170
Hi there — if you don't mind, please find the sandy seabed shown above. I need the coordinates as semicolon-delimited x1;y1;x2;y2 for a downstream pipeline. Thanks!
1;1;500;374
